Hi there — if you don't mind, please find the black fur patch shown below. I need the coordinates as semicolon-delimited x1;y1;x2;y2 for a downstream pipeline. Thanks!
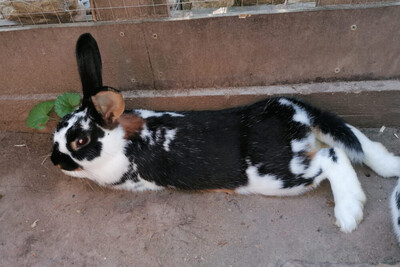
252;99;312;188
56;113;73;132
290;98;364;159
50;142;81;171
329;148;338;163
65;118;104;161
239;111;250;176
396;192;400;210
283;176;314;188
76;33;103;99
125;109;248;190
111;163;139;186
312;168;323;179
88;97;361;192
123;98;320;190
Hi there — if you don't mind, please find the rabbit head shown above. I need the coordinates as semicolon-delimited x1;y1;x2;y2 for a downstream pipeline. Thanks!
50;33;134;185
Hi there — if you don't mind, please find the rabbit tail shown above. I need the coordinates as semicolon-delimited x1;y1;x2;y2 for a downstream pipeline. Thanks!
300;100;400;241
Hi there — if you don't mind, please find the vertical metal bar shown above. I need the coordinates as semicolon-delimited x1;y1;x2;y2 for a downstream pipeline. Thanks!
62;0;76;23
47;0;62;24
92;0;101;20
138;0;144;17
15;12;24;26
151;0;157;16
122;0;130;18
33;0;50;24
107;0;116;20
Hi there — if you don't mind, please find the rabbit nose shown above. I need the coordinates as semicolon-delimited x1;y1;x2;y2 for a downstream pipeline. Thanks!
50;150;60;166
51;143;82;171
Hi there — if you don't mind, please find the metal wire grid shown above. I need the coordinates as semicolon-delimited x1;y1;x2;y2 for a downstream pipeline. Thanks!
0;0;90;25
0;0;397;26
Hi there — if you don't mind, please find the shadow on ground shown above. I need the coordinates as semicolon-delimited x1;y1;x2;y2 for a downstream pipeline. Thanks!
0;128;399;266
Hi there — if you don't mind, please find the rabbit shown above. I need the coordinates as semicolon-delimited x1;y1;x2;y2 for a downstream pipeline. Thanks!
51;33;400;237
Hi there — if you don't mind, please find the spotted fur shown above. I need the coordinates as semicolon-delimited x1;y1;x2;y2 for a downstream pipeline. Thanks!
51;33;400;238
391;180;400;242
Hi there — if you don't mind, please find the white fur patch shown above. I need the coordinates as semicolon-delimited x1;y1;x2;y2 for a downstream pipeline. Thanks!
313;126;363;163
163;129;177;152
289;134;317;175
289;156;306;175
237;146;366;233
291;134;316;153
139;125;177;150
279;98;311;126
81;118;90;130
53;109;166;191
390;180;400;243
114;176;164;192
53;111;85;155
135;109;184;119
347;124;400;177
235;165;310;196
74;109;87;118
155;129;163;142
140;124;155;145
62;169;87;178
62;126;131;186
315;147;366;233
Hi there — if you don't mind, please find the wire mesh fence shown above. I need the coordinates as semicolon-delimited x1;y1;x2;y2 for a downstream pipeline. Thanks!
0;0;398;27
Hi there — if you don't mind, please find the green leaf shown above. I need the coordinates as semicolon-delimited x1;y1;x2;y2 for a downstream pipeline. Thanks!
26;101;55;130
54;93;81;118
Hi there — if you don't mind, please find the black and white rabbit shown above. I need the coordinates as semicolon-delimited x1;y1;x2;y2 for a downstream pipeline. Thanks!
51;33;400;238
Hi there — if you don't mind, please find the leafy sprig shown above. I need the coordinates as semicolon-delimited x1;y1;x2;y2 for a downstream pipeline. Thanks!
26;92;81;130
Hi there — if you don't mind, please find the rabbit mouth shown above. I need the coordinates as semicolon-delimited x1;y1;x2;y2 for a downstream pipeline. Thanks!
55;164;82;172
61;167;82;172
70;167;83;172
61;168;87;178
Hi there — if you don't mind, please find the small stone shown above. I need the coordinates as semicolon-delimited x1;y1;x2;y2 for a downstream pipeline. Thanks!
31;219;39;228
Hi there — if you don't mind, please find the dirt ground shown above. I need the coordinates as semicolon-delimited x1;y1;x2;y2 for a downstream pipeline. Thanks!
1;128;400;266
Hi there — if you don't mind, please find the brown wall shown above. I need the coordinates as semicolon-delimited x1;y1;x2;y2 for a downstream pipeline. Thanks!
1;4;400;132
2;5;400;94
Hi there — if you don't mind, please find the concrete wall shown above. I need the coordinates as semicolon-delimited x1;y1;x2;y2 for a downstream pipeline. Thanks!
1;4;400;132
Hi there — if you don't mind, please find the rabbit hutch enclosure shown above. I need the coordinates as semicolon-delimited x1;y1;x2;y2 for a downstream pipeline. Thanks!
0;0;399;131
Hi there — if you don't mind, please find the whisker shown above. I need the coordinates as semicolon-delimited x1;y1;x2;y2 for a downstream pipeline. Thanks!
94;181;105;191
85;179;96;192
41;153;51;165
80;168;108;188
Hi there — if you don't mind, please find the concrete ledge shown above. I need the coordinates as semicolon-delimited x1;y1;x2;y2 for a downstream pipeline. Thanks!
2;80;400;132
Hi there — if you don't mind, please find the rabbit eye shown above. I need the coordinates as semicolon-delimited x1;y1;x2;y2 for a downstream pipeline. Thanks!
77;136;90;147
72;136;90;150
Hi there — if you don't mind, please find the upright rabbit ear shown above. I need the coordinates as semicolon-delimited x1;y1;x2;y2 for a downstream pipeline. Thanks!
76;33;103;99
91;89;125;127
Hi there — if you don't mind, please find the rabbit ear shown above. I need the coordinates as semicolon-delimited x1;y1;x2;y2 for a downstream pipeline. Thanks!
91;89;125;127
76;33;103;99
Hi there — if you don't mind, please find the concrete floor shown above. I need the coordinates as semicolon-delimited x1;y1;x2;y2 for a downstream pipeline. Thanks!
0;128;400;266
